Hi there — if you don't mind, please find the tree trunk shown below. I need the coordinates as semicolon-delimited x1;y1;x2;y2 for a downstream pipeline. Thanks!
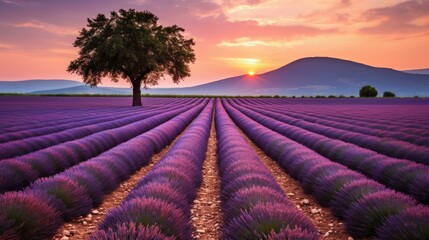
132;80;142;106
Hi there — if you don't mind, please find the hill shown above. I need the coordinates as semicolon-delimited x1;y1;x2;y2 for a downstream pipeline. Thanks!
166;57;429;96
0;80;82;93
31;85;132;95
404;68;429;75
2;57;429;96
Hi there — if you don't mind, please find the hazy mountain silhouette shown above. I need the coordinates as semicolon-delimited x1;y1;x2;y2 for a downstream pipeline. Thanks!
2;57;429;96
0;80;82;93
163;57;429;96
404;68;429;75
31;85;132;95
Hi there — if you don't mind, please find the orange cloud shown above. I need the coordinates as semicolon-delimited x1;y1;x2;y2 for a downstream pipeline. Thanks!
218;37;304;47
13;21;78;36
0;43;14;49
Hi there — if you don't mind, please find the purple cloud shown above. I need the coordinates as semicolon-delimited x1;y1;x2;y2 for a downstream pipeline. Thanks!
360;0;429;36
299;0;353;25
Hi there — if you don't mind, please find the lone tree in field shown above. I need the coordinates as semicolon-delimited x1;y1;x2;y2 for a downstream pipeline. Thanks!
67;9;196;106
359;85;378;97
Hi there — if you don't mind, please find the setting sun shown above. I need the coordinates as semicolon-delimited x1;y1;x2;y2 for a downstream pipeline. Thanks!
248;71;255;76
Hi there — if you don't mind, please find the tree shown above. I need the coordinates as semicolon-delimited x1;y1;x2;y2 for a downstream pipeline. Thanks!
383;91;396;98
67;9;196;106
359;85;378;97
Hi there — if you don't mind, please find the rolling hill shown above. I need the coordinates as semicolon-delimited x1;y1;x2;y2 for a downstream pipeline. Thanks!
404;68;429;75
31;85;132;95
166;57;429;96
1;57;429;96
0;80;82;93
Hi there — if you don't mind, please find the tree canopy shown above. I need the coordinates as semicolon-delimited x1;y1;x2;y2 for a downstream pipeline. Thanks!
359;85;378;98
67;9;196;106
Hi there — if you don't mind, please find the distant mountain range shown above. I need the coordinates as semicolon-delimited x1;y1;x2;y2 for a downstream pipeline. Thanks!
404;68;429;75
31;85;132;95
0;79;82;93
1;57;429;96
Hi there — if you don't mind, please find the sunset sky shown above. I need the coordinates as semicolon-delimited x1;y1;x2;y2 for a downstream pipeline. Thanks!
0;0;428;88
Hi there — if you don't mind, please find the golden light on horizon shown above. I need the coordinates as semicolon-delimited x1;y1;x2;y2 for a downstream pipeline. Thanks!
244;59;260;65
248;71;255;76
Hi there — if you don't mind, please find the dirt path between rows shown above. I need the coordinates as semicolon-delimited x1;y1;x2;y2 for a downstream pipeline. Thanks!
53;128;189;240
237;127;353;240
191;112;222;240
53;111;352;240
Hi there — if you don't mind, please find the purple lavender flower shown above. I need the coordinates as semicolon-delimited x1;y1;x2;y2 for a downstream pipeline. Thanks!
221;173;283;203
77;162;120;193
63;169;105;206
312;170;363;207
344;190;417;238
90;223;174;240
376;205;429;240
265;227;320;240
0;191;63;240
223;202;317;240
389;164;428;194
99;197;191;239
124;182;189;215
0;161;39;193
409;174;429;204
222;186;290;221
301;163;342;194
29;176;93;220
330;179;386;219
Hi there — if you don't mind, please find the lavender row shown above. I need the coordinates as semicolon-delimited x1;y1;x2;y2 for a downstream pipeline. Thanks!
297;106;429;130
0;102;193;134
0;101;203;193
0;106;130;127
0;97;196;131
0;107;136;132
284;105;429;134
247;98;429;128
216;99;319;239
0;106;183;159
229;100;429;204
235;100;429;163
237;98;429;132
91;100;214;240
253;102;429;144
284;107;429;147
236;99;429;147
0;100;207;240
0;105;163;143
238;97;429;107
223;99;429;239
286;105;429;136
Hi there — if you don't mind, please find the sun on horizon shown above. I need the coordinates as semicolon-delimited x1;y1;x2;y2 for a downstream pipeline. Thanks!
248;71;255;76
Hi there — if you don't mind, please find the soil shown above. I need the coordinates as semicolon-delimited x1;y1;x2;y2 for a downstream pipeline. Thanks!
53;129;187;240
238;127;353;240
191;114;222;240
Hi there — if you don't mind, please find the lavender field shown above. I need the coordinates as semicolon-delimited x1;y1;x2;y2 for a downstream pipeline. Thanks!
0;96;428;240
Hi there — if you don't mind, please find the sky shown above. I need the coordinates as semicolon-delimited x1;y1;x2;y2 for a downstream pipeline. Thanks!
0;0;428;88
